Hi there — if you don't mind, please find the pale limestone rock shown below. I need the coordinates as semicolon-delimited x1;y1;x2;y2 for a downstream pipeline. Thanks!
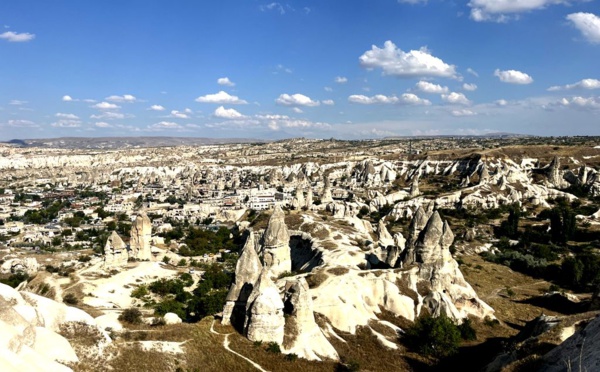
245;268;285;344
33;327;79;364
305;188;314;209
409;176;420;197
291;188;305;210
541;315;600;372
163;312;182;325
130;213;152;260
103;231;128;268
377;219;394;247
222;232;262;326
262;206;291;277
282;278;338;361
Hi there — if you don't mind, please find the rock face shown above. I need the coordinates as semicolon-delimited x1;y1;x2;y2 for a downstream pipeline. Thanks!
0;283;110;372
222;232;262;327
414;212;453;265
1;258;39;276
262;205;292;277
245;268;285;344
540;315;600;372
377;219;394;248
130;213;152;260
291;188;305;210
282;278;338;361
103;231;128;268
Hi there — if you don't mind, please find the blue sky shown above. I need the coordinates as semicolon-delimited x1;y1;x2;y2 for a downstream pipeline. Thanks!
1;1;599;140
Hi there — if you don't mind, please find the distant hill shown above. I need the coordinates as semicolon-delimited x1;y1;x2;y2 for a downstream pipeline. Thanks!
383;132;532;140
2;136;269;149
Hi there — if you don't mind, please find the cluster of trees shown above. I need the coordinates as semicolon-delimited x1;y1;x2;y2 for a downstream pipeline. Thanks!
142;263;233;322
484;199;600;291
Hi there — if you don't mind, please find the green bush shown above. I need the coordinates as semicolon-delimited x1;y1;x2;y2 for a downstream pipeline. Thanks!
266;342;281;353
458;318;477;341
404;314;461;358
131;285;148;299
63;293;78;305
119;308;142;324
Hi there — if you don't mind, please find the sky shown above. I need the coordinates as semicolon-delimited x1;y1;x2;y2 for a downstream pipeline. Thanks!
1;0;600;140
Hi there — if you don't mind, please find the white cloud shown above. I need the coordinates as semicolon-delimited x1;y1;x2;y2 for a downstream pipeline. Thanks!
466;68;479;77
214;106;245;119
149;104;165;111
548;78;600;91
62;95;73;102
274;64;293;74
292;107;303;113
275;93;320;107
90;112;129;120
95;122;112;128
348;93;431;105
494;69;533;84
0;31;35;42
149;121;182;130
256;114;330;131
105;94;137;103
469;0;571;22
195;91;248;104
9;100;27;105
567;13;600;44
260;2;286;14
93;101;121;110
217;77;235;86
51;120;81;128
463;83;478;91
451;109;477;117
557;96;600;110
55;113;79;120
322;99;335;105
335;76;348;84
442;92;472;105
170;110;189;119
359;40;457;79
7;119;37;127
324;86;333;92
398;0;428;4
496;99;509;106
415;81;448;94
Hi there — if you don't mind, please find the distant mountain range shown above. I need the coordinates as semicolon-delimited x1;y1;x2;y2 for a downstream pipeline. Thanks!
2;136;269;149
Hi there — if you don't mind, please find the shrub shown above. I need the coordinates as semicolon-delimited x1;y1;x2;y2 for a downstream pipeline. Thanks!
131;285;148;299
0;272;29;288
119;308;142;324
458;318;477;341
63;293;78;305
404;314;461;358
285;353;298;362
162;256;170;264
177;258;187;267
266;342;281;353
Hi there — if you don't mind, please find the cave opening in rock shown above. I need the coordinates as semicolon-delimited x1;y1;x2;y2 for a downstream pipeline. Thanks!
289;235;323;273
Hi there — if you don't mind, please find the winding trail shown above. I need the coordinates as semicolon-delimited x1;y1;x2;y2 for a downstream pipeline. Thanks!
485;280;547;301
210;319;269;372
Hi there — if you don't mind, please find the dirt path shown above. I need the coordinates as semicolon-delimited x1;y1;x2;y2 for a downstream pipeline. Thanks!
210;319;269;372
485;280;547;301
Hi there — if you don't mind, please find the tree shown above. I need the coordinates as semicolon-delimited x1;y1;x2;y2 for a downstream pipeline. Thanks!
404;314;461;358
498;204;520;239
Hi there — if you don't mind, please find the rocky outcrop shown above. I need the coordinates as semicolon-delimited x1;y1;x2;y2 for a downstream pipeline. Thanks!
130;213;152;261
1;257;39;276
282;278;338;361
262;206;292;277
222;232;262;327
103;231;128;268
409;176;420;197
0;283;110;372
291;188;305;210
245;268;285;344
377;219;394;248
540;315;600;372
